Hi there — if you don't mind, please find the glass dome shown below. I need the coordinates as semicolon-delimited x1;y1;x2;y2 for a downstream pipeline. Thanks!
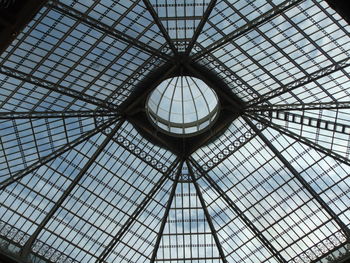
146;76;219;136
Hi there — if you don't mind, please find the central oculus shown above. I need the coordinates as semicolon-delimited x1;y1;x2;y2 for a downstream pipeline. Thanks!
146;76;219;136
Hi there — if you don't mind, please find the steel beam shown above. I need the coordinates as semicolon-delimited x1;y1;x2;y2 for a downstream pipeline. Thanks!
243;116;350;241
142;0;178;55
103;43;168;105
96;158;180;263
189;158;287;263
252;110;350;135
0;65;118;112
247;101;350;112
187;161;228;263
246;113;350;167
185;0;217;56
201;126;259;173
0;1;101;111
20;118;125;259
185;64;242;110
0;110;119;119
208;0;306;106
310;242;350;263
191;0;303;60
48;1;172;61
38;0;138;113
246;57;350;107
192;41;264;103
0;117;120;191
150;161;183;263
270;0;347;103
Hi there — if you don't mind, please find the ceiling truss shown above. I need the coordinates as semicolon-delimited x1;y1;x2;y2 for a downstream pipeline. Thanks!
0;0;349;263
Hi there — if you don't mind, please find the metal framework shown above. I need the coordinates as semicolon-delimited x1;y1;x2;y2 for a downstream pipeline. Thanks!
0;0;350;263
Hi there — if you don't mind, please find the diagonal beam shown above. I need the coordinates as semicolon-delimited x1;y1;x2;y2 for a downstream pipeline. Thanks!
20;118;125;259
185;64;242;110
191;0;303;60
48;1;172;61
189;158;287;263
142;0;178;55
150;161;183;263
187;161;228;263
246;113;350;167
96;158;181;263
0;110;119;119
0;65;118;112
0;117;120;191
247;101;350;112
184;0;217;56
194;42;262;101
0;1;101;111
246;57;350;107
243;115;350;241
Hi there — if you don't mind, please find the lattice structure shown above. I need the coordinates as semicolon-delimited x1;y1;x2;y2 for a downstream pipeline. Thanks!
0;0;350;263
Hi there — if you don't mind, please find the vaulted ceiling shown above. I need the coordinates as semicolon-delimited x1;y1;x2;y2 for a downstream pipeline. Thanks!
0;1;350;263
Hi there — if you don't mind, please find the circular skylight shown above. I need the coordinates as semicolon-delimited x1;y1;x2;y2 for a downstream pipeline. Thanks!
146;76;219;136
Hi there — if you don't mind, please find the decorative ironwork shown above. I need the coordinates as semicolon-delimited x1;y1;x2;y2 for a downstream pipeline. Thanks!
290;232;348;263
0;65;118;112
112;133;169;174
247;113;350;166
247;101;350;112
258;110;350;135
247;57;350;107
201;125;262;172
195;44;261;101
0;221;78;263
0;0;350;262
0;110;119;120
244;116;350;241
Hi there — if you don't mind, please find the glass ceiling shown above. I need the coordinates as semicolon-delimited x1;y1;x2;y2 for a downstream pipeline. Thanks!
0;0;349;263
146;76;219;136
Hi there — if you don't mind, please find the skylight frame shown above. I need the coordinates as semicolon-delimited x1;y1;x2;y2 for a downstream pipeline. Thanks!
0;0;349;263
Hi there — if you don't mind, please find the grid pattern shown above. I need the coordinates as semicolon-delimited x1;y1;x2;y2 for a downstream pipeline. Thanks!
151;0;212;51
0;0;350;263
